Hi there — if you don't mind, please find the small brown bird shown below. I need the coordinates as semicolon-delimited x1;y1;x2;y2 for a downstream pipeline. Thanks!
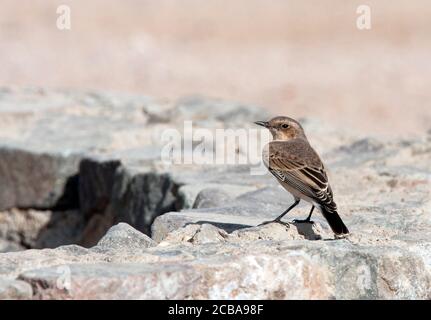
255;116;349;237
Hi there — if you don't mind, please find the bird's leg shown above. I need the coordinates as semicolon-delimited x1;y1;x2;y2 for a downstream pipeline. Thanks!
274;199;300;221
259;199;300;226
293;205;315;223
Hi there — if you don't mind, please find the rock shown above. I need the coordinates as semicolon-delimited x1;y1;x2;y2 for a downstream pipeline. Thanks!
151;186;334;242
0;148;80;211
193;188;232;209
77;213;115;248
0;88;430;299
0;209;50;250
0;209;84;251
35;210;86;249
108;171;178;236
0;239;24;252
159;223;229;246
0;277;33;299
19;263;197;300
159;221;328;247
177;184;257;210
94;223;156;251
230;221;328;242
0;217;430;299
152;210;258;243
1;89;270;247
2;228;429;299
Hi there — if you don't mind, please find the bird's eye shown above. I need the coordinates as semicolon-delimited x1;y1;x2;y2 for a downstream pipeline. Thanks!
282;124;289;129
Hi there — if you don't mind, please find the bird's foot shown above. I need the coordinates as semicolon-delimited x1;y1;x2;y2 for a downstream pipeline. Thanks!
258;219;290;228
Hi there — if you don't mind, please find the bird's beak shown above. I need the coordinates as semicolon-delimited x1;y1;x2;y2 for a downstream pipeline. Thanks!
254;121;269;128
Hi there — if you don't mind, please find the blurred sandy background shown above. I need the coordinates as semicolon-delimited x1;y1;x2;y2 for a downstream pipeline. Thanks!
0;0;430;137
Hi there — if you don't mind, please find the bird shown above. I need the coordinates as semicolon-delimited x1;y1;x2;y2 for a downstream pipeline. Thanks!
255;116;349;237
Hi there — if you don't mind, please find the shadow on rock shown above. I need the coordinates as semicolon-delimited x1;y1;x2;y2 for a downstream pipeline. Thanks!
187;221;252;233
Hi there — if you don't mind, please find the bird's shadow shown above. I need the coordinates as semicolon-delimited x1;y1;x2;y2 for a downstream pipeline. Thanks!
184;221;252;233
288;221;324;240
184;220;330;241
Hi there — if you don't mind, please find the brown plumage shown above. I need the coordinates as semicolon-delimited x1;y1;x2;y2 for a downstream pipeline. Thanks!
255;116;349;237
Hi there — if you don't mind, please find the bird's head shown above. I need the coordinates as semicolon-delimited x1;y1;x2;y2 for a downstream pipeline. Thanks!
254;116;306;140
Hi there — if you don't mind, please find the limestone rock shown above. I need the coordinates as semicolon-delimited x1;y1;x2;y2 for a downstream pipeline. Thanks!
177;184;257;210
0;88;430;299
193;188;235;209
159;223;229;247
230;221;328;242
94;223;156;251
0;209;84;252
151;186;334;242
0;229;428;299
0;277;33;299
19;263;197;300
0;148;80;211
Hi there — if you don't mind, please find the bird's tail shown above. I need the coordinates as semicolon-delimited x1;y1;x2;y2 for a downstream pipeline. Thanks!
320;205;349;237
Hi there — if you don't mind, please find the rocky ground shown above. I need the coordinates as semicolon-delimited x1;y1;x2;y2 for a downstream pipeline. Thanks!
0;88;430;299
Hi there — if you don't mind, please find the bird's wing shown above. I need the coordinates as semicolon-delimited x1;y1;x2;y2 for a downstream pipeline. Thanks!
264;140;335;208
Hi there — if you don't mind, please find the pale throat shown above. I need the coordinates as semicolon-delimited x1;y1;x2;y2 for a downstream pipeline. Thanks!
270;130;306;141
